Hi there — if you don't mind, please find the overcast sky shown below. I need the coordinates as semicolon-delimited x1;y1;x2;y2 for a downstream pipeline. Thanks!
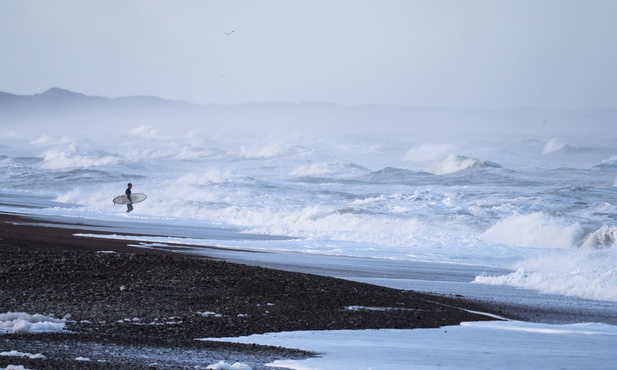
1;0;616;109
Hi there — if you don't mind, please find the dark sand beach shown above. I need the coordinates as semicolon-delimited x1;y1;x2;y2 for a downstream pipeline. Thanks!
0;213;503;369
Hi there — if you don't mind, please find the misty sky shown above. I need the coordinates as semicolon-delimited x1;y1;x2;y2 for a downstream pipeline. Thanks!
1;0;616;109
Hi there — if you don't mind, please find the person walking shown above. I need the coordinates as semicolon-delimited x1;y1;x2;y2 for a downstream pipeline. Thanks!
125;183;133;213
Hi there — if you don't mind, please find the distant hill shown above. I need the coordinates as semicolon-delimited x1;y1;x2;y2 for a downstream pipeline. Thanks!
0;88;204;136
1;88;615;139
0;87;195;113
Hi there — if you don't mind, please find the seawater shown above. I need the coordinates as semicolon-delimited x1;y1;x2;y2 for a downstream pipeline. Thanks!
1;129;616;302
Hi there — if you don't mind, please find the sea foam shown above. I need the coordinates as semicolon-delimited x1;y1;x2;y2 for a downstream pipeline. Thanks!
475;247;617;302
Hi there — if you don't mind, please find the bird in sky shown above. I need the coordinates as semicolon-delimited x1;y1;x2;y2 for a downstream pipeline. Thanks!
223;30;235;36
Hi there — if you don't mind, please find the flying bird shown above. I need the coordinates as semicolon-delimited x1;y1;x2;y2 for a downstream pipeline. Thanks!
223;30;235;36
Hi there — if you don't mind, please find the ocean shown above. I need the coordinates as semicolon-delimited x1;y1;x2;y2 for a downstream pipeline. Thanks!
1;122;616;304
3;105;617;368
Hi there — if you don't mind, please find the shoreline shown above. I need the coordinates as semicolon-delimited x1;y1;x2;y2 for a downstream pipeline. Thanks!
1;212;502;369
6;210;617;326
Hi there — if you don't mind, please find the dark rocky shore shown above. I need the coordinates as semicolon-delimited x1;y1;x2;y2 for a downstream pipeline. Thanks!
0;214;502;369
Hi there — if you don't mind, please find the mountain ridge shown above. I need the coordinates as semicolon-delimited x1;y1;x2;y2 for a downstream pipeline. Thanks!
1;87;195;108
1;88;615;139
4;87;617;112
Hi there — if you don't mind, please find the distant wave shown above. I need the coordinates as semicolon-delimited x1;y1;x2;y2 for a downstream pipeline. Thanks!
593;156;617;169
428;154;501;175
128;125;166;139
578;201;617;216
30;135;75;146
238;144;310;159
41;144;122;169
291;162;368;178
174;146;226;160
542;138;592;155
356;167;432;183
0;154;41;168
238;143;286;158
542;138;569;154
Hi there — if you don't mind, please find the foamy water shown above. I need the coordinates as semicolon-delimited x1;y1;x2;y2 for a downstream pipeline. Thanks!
1;128;616;302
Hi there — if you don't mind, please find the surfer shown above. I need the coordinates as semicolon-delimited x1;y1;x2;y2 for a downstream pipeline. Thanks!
126;183;133;213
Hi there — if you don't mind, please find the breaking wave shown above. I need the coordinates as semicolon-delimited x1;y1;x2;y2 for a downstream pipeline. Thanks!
542;138;570;154
593;156;617;169
542;138;592;155
428;154;502;175
41;144;122;169
481;212;583;249
581;225;617;249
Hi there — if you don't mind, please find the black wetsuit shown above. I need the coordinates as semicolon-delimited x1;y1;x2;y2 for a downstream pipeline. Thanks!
126;187;133;213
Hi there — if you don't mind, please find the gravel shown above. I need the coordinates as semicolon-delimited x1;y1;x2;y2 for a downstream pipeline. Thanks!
0;215;501;369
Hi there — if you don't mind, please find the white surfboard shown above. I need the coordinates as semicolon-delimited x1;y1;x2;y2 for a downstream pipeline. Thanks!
113;193;147;205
